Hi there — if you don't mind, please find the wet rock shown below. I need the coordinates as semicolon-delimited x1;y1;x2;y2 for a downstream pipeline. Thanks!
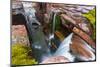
41;56;69;64
70;35;95;61
12;25;30;46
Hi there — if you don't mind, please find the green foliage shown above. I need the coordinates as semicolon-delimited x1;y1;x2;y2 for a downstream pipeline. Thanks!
82;8;96;40
12;43;38;65
82;8;96;25
55;15;61;30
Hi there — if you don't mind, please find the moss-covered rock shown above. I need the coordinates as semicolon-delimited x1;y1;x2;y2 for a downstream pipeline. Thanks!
82;8;96;40
12;43;38;65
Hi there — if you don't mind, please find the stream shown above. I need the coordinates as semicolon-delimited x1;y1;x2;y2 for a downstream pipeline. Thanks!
12;2;95;64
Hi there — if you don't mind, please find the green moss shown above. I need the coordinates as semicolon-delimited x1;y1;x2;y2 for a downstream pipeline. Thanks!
12;43;38;65
82;8;96;25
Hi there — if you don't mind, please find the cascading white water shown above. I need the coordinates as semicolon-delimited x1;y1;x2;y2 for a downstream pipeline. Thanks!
53;33;75;62
49;13;57;40
41;33;75;63
52;13;57;36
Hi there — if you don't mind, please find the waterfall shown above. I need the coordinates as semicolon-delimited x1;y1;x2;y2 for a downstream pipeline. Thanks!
49;13;57;40
52;13;57;36
53;33;75;62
